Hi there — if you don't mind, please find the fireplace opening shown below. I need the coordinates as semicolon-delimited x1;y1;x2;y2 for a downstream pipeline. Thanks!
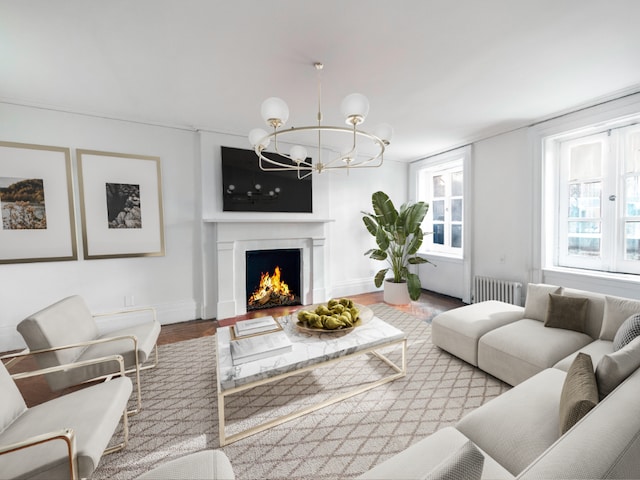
246;248;302;311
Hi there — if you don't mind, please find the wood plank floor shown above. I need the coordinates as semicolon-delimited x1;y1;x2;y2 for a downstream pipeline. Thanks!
7;290;465;407
158;290;464;344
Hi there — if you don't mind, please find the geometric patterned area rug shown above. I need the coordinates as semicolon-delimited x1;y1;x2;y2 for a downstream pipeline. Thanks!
93;303;510;480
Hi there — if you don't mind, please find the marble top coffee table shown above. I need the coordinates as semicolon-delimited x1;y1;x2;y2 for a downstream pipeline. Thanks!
215;310;406;446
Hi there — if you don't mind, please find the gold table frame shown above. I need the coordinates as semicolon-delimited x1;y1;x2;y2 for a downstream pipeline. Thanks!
216;334;406;446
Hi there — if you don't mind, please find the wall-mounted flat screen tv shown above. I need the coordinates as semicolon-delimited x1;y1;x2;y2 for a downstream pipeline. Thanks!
221;146;312;213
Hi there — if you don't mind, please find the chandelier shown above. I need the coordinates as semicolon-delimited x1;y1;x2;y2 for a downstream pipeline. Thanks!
248;63;393;179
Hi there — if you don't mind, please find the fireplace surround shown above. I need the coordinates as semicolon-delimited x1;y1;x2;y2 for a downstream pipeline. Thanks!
208;218;331;319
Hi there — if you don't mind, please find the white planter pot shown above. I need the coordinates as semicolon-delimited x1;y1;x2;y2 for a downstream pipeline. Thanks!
383;279;411;305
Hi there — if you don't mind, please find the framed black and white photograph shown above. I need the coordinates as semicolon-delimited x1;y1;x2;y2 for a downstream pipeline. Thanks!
0;141;77;263
77;149;165;259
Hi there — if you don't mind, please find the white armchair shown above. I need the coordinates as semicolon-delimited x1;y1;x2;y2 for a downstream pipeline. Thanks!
0;354;132;480
16;295;161;414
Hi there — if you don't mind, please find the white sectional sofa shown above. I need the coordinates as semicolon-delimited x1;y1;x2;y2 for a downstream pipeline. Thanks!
359;284;640;479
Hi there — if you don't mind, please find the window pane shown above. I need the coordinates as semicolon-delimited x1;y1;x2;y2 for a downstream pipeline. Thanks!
451;199;462;221
433;175;445;197
569;182;601;218
568;236;600;257
451;171;463;196
626;176;640;217
568;221;600;234
626;132;640;174
433;224;444;244
626;222;640;260
433;200;445;221
451;225;462;248
570;143;602;180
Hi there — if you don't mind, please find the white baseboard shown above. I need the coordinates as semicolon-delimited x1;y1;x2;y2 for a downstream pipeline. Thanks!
329;278;380;299
96;299;199;333
0;300;200;353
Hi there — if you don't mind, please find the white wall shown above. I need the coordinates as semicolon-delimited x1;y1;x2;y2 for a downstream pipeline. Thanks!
472;129;532;290
0;103;199;351
327;161;408;298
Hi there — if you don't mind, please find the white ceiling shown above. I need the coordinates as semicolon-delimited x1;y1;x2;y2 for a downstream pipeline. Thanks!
2;0;640;162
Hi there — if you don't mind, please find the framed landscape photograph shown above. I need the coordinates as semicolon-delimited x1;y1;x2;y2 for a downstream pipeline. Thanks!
77;149;165;259
0;141;77;263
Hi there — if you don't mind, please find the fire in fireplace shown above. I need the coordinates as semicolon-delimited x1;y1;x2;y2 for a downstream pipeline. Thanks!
246;249;301;311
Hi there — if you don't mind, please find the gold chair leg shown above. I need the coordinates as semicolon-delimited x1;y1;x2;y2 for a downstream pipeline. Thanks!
125;344;159;416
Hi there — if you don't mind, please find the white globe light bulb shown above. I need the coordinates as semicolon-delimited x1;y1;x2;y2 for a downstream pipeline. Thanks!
340;93;370;125
248;128;270;148
261;97;289;127
289;145;308;163
374;123;394;145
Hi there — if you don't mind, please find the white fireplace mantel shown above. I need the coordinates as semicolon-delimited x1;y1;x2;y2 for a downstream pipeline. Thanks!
208;218;333;319
204;217;334;224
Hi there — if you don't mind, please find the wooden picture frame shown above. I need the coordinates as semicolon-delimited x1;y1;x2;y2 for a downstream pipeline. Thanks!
0;141;77;263
77;149;165;259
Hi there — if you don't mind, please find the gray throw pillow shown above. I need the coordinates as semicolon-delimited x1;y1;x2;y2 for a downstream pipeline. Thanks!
599;296;640;341
558;353;599;435
523;284;562;322
613;313;640;351
544;293;589;333
422;441;484;480
595;336;640;399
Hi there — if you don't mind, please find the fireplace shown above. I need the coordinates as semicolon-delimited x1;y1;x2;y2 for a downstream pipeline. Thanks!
246;249;302;311
207;219;330;320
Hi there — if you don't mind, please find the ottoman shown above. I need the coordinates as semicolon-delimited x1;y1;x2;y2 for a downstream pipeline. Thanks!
431;301;524;366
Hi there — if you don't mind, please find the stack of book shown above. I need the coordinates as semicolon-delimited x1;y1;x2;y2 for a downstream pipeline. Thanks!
230;316;292;365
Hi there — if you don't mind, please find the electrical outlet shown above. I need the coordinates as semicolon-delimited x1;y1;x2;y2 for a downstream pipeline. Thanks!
124;295;135;307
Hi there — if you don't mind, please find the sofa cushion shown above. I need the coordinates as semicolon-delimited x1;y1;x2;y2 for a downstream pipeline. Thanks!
553;339;613;372
478;319;593;386
135;450;235;480
456;369;565;476
613;313;640;350
522;284;561;322
423;441;484;480
544;293;588;333
600;295;640;341
596;335;640;398
431;301;524;366
357;427;515;480
517;368;640;480
558;353;598;435
561;288;606;340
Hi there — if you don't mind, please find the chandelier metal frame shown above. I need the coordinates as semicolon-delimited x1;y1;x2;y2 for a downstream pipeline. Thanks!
249;63;392;180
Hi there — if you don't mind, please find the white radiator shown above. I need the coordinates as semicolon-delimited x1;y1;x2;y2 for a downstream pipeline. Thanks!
473;276;522;305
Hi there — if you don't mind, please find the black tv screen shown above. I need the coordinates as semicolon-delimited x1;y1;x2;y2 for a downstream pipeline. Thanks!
221;146;313;213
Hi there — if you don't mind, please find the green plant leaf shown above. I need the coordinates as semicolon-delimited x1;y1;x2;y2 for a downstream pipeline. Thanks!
407;272;422;300
362;215;378;237
370;249;387;261
406;228;423;254
372;191;398;229
404;201;429;234
375;226;390;250
374;269;388;287
408;255;430;264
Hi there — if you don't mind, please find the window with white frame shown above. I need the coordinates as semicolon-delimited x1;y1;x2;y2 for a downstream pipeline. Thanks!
414;152;464;256
545;121;640;275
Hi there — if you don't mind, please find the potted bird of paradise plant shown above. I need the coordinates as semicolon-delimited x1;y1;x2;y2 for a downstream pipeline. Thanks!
362;191;432;304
